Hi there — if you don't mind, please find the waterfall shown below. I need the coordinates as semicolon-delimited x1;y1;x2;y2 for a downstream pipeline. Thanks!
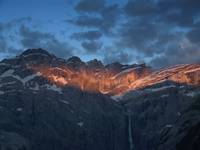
128;113;134;150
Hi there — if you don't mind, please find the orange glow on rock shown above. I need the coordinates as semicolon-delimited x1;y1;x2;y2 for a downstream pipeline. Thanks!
29;63;200;96
29;64;150;95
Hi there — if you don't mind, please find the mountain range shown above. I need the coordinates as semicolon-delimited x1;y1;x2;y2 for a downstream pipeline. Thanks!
0;48;199;150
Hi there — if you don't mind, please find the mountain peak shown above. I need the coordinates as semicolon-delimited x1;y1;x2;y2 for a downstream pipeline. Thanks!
20;48;53;57
87;59;104;68
67;56;82;64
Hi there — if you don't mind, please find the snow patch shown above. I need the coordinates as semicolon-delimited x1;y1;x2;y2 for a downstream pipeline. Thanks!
16;108;22;112
161;94;169;98
0;81;16;87
0;91;5;95
30;83;39;91
22;72;42;84
165;124;173;128
111;95;123;101
77;122;84;127
0;69;41;85
185;91;199;97
0;63;9;66
44;84;62;94
0;69;15;77
59;100;69;105
146;85;176;92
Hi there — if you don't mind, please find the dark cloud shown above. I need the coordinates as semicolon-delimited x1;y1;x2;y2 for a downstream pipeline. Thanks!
81;41;102;52
0;17;32;56
75;0;105;13
118;20;159;56
100;4;120;33
103;49;132;64
71;0;121;55
187;27;200;44
72;1;120;33
117;0;200;67
151;50;200;68
124;0;200;27
20;25;74;58
71;15;103;28
20;25;54;48
158;0;200;27
0;37;20;57
71;30;102;40
0;17;32;30
124;0;157;16
150;37;200;68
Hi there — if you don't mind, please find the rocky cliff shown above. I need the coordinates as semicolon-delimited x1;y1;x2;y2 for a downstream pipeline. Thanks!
0;48;200;150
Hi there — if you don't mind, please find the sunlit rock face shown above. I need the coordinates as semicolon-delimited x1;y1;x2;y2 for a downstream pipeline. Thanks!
23;49;151;95
129;64;200;91
4;49;199;96
30;60;200;96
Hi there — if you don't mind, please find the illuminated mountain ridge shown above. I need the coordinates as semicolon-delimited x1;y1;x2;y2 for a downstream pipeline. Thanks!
20;49;200;96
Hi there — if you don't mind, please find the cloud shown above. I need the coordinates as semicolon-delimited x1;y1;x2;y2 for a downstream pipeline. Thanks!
100;3;120;33
186;27;200;44
70;0;200;67
117;20;160;56
158;0;200;27
103;50;132;64
124;0;157;16
150;38;200;68
81;41;102;52
70;0;121;55
0;17;32;30
117;0;200;67
1;1;200;68
75;0;105;13
101;46;133;64
72;1;120;33
71;30;102;40
124;0;200;27
71;15;103;28
19;25;74;58
0;17;32;56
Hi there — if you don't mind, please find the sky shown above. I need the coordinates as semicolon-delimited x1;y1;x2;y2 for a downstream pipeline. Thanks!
0;0;200;68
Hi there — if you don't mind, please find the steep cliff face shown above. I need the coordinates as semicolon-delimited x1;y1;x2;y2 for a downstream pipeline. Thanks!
0;87;129;150
22;49;200;96
20;49;151;95
119;81;200;150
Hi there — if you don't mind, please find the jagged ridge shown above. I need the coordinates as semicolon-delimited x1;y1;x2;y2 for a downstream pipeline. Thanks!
2;48;200;96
